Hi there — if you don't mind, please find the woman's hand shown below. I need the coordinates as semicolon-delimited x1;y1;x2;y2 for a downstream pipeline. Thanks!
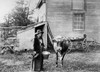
33;51;36;54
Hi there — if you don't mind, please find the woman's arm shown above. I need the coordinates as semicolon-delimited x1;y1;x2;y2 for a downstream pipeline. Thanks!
33;38;37;51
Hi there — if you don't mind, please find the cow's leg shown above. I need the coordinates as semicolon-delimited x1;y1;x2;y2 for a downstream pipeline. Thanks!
61;52;66;67
56;52;58;67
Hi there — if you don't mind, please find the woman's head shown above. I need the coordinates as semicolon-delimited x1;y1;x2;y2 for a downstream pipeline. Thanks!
35;29;44;38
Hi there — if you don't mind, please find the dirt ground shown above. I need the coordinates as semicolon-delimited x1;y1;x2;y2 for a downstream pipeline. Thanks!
0;49;100;72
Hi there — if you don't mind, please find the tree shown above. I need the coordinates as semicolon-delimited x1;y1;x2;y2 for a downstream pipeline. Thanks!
2;0;33;40
4;0;32;27
11;0;31;26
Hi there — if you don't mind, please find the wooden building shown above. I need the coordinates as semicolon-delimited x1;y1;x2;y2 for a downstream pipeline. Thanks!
46;0;100;43
1;0;100;51
27;0;100;51
15;22;47;51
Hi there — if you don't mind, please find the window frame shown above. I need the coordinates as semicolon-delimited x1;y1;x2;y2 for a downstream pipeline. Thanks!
72;11;85;31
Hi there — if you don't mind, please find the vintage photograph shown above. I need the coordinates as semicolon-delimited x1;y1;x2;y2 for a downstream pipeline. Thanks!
0;0;100;72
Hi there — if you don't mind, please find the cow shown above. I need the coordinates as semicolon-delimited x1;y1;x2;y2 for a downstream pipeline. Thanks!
53;36;71;67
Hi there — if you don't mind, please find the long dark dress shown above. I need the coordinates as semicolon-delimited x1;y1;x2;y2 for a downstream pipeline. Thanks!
33;36;44;71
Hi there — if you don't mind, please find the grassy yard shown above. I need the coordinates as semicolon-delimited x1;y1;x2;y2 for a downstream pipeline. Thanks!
0;47;100;72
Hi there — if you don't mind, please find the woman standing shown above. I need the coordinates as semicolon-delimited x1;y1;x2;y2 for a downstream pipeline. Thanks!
33;29;44;71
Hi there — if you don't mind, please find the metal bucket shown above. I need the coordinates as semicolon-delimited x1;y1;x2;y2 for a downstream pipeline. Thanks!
42;51;50;59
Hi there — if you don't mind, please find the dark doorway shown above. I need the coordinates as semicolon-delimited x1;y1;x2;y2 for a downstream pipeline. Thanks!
35;24;45;33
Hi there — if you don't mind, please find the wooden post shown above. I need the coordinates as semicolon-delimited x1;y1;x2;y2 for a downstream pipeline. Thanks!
44;22;47;50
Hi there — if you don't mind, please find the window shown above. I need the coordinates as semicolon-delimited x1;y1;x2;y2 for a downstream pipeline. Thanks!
73;13;85;30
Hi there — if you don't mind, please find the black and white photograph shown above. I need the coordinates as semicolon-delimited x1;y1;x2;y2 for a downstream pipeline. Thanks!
0;0;100;72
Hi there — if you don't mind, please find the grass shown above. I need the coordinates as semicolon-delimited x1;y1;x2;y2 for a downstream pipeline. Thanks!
0;45;100;72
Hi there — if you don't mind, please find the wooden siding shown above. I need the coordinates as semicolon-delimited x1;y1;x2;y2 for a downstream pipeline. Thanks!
47;0;100;43
15;22;47;51
85;0;100;42
47;0;73;38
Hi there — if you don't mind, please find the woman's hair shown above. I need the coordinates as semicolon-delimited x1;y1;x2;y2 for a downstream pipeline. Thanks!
35;34;37;37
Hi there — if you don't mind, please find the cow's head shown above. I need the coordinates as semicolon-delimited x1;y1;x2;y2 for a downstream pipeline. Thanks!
52;36;63;52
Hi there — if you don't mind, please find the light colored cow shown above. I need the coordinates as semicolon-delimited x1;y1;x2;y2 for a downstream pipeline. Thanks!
53;36;70;67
